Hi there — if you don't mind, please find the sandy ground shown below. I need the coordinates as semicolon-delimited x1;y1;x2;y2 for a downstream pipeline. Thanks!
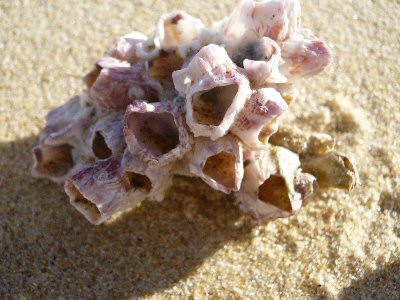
0;0;399;299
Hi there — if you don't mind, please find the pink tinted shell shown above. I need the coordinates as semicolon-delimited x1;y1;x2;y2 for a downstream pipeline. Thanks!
89;61;162;111
65;156;149;225
280;28;332;78
124;101;192;166
231;88;288;148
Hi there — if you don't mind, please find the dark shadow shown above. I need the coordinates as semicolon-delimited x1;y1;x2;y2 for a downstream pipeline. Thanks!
0;136;253;299
338;260;400;300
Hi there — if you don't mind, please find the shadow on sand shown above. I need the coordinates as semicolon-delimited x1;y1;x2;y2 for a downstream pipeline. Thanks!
0;136;253;298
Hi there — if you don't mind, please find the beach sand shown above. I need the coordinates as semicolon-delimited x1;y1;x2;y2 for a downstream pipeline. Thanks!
0;0;399;298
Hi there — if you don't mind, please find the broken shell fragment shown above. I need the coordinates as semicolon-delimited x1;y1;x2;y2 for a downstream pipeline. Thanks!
231;88;288;148
65;156;148;225
124;101;191;165
33;1;355;225
269;125;336;155
189;136;243;194
301;152;358;191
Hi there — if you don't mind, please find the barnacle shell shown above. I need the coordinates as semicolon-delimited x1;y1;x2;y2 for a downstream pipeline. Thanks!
121;148;173;202
40;94;95;149
189;135;243;193
65;156;149;225
32;144;82;184
241;37;287;85
270;125;335;155
186;74;251;140
173;44;252;140
236;146;316;223
124;101;191;165
223;0;301;43
107;31;148;63
172;44;239;94
301;152;358;191
231;88;288;148
85;111;126;159
89;61;162;111
155;11;205;53
33;2;355;226
280;28;332;78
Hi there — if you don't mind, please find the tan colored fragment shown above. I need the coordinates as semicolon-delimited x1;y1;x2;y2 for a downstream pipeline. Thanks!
301;152;358;191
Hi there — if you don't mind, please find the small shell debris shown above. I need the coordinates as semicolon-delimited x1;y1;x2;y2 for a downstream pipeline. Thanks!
32;0;357;225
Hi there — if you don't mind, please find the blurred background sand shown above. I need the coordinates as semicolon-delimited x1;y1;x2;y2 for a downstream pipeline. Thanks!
0;0;399;298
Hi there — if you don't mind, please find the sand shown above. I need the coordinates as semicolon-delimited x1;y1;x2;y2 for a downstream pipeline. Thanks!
0;0;399;299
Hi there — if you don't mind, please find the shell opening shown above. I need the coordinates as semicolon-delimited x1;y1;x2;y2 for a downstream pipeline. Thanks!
33;145;74;177
124;171;152;192
92;132;112;159
83;64;102;88
258;175;292;212
68;183;101;223
203;151;236;189
150;50;184;81
127;112;180;156
258;117;279;144
193;83;239;126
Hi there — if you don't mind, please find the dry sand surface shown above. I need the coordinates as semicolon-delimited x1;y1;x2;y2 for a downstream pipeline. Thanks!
1;0;399;299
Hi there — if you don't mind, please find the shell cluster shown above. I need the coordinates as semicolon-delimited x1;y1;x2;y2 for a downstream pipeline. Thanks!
32;0;357;225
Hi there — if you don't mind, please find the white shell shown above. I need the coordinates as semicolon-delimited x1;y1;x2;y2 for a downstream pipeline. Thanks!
223;0;301;43
155;11;205;52
280;28;332;78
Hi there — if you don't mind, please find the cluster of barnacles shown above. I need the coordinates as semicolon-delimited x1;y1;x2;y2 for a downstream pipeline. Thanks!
32;0;358;225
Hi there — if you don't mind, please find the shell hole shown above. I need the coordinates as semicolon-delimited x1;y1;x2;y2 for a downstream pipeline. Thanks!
83;64;102;88
258;175;292;212
34;145;74;177
259;115;280;143
125;172;152;192
193;84;239;126
150;50;184;81
92;132;112;159
203;151;236;189
69;184;101;223
127;112;180;156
